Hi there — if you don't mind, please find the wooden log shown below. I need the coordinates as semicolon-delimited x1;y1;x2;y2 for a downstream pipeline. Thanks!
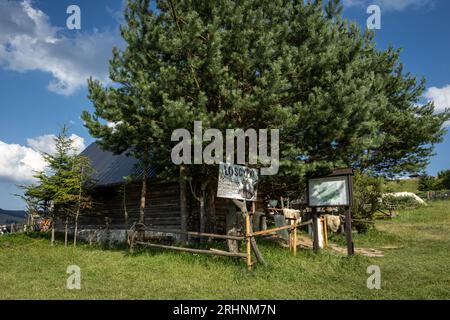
145;228;244;241
312;207;320;253
226;203;240;253
252;225;293;237
293;222;297;256
299;219;313;227
135;242;247;258
345;207;354;256
233;199;266;267
245;213;252;270
320;217;329;248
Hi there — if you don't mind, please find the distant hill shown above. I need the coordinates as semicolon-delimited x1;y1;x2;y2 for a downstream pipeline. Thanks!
0;209;27;225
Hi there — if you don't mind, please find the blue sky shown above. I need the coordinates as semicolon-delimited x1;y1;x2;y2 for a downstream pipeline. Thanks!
0;0;449;210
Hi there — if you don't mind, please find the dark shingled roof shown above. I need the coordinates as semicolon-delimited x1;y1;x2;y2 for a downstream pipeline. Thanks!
81;142;157;186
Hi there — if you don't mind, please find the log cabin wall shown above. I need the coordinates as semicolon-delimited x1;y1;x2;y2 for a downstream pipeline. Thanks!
78;181;181;230
77;180;267;234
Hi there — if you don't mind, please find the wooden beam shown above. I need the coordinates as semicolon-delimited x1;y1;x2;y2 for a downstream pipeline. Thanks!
252;225;293;237
345;207;354;256
135;242;247;258
245;213;252;271
145;228;244;241
312;207;320;253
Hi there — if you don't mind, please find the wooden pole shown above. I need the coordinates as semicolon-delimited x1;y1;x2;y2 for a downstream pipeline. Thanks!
179;165;188;245
345;206;354;256
288;225;292;253
312;207;320;253
135;242;247;258
245;212;252;271
320;217;328;248
144;228;244;241
293;222;297;256
252;224;293;236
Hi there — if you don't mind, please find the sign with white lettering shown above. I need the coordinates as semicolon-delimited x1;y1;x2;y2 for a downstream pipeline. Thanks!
308;175;351;207
217;163;258;201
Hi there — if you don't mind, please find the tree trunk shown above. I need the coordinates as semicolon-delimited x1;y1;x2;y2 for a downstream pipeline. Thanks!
232;200;267;266
199;181;208;236
74;208;79;247
64;217;68;247
139;165;147;225
208;190;217;234
179;165;188;245
199;195;205;232
226;203;240;253
123;184;129;242
74;165;84;247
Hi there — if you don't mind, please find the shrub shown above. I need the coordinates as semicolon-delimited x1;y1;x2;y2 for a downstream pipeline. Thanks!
351;172;386;233
383;194;423;210
438;170;450;190
418;174;439;191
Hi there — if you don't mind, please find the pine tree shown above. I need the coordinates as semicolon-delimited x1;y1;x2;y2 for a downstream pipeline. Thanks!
82;0;449;227
20;126;94;246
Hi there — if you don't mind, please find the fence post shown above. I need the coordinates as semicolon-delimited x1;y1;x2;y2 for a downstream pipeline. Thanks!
245;212;252;271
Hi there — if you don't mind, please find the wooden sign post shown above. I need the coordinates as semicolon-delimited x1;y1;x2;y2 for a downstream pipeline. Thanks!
307;168;355;256
217;163;259;270
311;207;320;253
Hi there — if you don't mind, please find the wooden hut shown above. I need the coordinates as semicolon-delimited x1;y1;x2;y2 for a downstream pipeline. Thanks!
76;142;266;242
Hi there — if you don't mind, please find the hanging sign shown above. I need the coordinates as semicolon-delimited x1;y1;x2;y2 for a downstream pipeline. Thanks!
217;163;258;201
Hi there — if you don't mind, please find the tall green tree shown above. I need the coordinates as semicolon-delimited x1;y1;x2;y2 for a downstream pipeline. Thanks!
20;127;94;246
82;0;449;229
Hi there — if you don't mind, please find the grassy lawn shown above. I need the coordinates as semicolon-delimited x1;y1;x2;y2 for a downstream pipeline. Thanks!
1;201;449;300
385;178;419;193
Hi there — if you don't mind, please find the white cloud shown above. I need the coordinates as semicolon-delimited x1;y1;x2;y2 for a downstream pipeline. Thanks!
0;0;119;95
425;85;450;114
0;141;46;184
344;0;433;11
424;85;450;127
27;134;86;155
0;134;86;184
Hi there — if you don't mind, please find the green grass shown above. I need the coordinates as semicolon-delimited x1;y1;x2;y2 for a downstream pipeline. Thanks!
386;178;419;193
1;201;449;300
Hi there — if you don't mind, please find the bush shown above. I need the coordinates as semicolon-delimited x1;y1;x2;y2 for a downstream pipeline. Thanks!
351;172;386;233
383;194;423;210
438;170;450;190
418;174;439;191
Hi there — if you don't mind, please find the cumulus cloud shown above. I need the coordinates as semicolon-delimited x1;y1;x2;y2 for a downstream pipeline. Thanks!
0;134;86;184
425;85;450;114
424;85;450;127
0;141;46;184
0;0;119;95
344;0;433;11
27;134;85;155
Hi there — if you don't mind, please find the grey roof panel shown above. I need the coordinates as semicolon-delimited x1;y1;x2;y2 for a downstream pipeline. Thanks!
81;142;156;186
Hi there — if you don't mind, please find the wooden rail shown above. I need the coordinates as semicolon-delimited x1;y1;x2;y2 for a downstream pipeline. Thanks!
134;242;247;258
144;228;244;241
251;225;293;237
132;210;304;269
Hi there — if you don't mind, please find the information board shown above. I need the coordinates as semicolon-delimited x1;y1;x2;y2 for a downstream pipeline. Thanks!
308;175;351;207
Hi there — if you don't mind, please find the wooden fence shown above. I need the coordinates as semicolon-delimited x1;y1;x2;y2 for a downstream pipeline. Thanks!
0;223;27;235
421;191;450;201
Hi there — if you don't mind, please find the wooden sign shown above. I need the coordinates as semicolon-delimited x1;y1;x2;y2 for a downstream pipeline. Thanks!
307;168;355;256
217;163;258;201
